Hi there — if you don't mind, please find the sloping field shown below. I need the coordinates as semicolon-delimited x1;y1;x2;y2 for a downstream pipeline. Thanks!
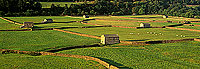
0;54;105;69
58;41;200;69
0;30;99;51
63;27;200;41
88;19;179;27
176;25;200;30
6;16;83;23
5;16;94;29
116;15;200;21
0;19;22;30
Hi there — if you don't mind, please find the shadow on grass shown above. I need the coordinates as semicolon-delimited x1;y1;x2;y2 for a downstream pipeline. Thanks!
97;57;130;69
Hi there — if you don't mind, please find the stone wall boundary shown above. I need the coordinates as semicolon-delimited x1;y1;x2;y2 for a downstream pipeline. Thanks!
0;17;23;25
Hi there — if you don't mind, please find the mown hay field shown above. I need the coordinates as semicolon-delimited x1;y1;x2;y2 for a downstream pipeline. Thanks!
58;41;200;69
63;27;200;41
0;30;99;51
0;54;105;69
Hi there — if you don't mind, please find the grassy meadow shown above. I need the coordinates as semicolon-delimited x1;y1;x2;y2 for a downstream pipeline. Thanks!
0;30;99;51
58;41;200;69
0;54;105;69
40;2;86;8
115;15;200;21
63;27;200;41
1;14;200;68
0;19;22;30
5;16;94;29
87;15;200;27
88;19;179;27
176;25;200;30
6;16;84;23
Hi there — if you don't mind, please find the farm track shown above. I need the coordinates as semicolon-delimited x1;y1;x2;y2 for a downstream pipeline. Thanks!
0;49;118;69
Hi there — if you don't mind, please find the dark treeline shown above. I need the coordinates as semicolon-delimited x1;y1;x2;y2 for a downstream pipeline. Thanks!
0;0;200;18
0;0;42;16
36;0;200;5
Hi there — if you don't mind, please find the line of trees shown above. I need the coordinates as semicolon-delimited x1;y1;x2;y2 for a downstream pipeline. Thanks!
0;0;42;16
133;1;200;18
0;0;200;18
36;0;200;5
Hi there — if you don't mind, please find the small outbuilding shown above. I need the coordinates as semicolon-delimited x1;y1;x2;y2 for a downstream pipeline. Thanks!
83;15;89;18
20;22;34;28
163;15;168;18
140;23;151;28
42;19;53;23
101;34;120;45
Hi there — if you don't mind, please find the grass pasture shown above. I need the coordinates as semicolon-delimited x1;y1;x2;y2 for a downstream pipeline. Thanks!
87;15;200;27
0;19;22;30
63;27;200;41
0;54;105;69
0;30;99;51
2;14;200;68
88;19;179;27
5;16;94;29
176;25;200;30
6;16;84;23
116;15;200;21
58;41;200;69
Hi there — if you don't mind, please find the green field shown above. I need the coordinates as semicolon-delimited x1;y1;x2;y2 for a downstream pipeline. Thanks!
88;19;179;27
0;54;105;69
0;19;22;30
63;27;200;41
2;15;200;68
87;15;200;27
6;16;84;23
58;41;200;68
5;16;94;29
177;25;200;30
191;23;200;25
112;15;200;21
40;2;85;8
0;30;99;51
